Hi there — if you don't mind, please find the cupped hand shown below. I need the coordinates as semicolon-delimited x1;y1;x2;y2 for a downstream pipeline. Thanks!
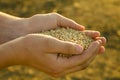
14;33;104;77
0;12;106;77
0;33;105;77
26;13;106;53
26;13;85;33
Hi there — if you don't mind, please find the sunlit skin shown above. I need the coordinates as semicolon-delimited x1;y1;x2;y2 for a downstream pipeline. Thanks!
0;12;106;77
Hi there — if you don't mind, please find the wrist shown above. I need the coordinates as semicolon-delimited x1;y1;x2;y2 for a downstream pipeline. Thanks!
0;37;27;68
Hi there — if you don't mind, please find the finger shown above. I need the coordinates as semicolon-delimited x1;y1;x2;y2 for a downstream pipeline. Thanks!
61;40;101;68
57;64;88;77
85;30;100;38
99;46;105;54
95;37;106;45
58;52;96;76
60;63;88;76
46;38;83;55
57;14;85;31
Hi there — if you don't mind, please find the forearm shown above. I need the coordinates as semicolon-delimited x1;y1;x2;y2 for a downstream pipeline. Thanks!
0;12;20;21
0;12;29;44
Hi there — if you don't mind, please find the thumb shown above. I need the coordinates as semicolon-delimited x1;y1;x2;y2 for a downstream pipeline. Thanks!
47;38;83;55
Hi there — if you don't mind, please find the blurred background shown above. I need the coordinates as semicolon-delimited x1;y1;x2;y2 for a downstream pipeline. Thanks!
0;0;120;80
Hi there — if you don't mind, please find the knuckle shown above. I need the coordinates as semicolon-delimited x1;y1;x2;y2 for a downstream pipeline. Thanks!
30;14;41;19
64;42;75;54
22;34;45;47
96;41;101;46
92;41;100;47
50;13;61;20
44;37;53;48
50;12;60;16
33;14;40;17
23;34;34;42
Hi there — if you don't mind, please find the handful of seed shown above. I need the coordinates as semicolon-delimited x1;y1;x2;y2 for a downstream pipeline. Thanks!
41;27;93;58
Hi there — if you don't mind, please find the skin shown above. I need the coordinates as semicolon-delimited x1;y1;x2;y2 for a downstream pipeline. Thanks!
0;12;106;77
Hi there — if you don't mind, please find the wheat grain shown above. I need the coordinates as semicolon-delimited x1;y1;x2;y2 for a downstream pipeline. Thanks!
41;27;93;58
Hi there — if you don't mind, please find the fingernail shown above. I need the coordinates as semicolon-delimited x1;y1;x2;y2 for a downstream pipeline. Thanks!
79;26;85;30
75;44;83;54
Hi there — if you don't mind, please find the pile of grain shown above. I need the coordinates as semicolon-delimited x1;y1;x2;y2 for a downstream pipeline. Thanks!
41;27;93;58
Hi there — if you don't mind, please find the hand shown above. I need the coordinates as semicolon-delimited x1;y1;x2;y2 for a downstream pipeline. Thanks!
26;13;85;33
0;12;85;44
22;34;104;77
14;32;106;77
